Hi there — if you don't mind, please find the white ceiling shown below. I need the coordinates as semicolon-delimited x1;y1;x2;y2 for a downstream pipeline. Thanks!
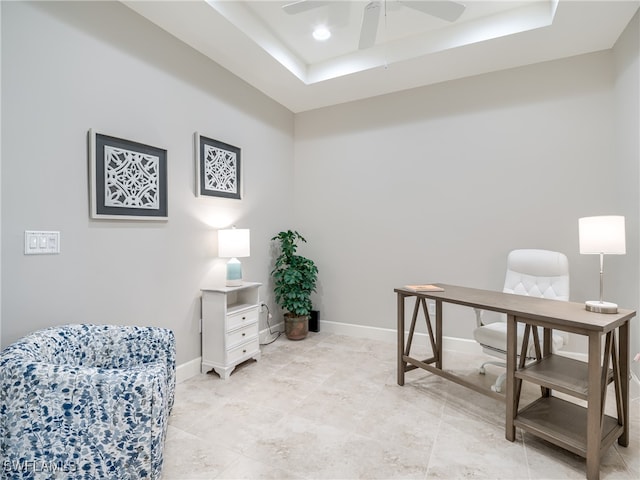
123;1;640;113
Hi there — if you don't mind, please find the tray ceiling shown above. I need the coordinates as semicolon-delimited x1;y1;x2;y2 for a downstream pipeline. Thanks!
123;1;640;112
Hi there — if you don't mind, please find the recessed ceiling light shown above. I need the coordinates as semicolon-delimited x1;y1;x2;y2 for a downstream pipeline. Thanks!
312;26;331;41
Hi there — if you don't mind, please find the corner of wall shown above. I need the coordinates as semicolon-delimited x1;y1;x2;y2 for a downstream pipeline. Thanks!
613;6;640;379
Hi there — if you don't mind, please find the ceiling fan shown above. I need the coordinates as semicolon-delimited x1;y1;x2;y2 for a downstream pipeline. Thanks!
282;0;467;50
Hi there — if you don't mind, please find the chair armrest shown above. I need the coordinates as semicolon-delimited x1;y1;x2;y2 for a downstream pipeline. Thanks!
474;308;484;327
94;326;176;413
127;327;175;413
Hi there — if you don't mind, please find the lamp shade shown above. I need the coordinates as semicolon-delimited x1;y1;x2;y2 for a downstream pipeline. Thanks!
579;216;626;255
218;228;250;258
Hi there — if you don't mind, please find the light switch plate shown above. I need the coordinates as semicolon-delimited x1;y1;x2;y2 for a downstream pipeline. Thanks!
24;231;60;255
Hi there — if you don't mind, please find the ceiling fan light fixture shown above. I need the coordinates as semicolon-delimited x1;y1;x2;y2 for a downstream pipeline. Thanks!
312;26;331;41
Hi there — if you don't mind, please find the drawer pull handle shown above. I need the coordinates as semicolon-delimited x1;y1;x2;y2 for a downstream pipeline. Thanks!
242;316;246;320
243;349;247;353
242;333;246;337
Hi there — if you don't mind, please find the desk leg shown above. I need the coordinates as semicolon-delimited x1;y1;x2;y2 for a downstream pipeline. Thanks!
505;314;517;442
541;328;551;397
397;293;406;386
435;300;443;370
619;321;629;447
586;332;603;480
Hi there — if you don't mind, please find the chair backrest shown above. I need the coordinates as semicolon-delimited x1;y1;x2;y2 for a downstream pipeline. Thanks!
503;249;570;301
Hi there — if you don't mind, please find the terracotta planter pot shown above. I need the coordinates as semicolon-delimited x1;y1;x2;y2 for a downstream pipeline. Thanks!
284;314;309;340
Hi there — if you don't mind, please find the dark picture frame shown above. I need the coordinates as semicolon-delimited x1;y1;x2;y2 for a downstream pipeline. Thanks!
195;133;242;199
89;130;168;220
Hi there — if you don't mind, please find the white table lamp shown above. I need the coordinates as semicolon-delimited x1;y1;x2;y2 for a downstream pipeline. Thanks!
578;215;626;313
218;227;250;287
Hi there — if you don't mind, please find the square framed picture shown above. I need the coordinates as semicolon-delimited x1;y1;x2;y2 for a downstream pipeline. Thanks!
195;133;242;199
89;130;168;220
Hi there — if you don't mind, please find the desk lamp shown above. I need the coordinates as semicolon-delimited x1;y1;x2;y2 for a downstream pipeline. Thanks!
578;215;626;313
218;227;250;287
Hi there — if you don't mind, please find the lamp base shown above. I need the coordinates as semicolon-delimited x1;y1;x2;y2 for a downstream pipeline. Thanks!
585;300;618;314
226;258;243;287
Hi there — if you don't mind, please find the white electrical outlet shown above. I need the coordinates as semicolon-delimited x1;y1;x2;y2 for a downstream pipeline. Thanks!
24;231;60;255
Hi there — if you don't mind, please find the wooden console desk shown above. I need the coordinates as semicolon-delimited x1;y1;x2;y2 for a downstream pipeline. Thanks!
395;284;636;480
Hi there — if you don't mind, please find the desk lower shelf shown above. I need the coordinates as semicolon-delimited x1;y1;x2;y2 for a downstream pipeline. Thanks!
515;396;622;458
515;354;613;401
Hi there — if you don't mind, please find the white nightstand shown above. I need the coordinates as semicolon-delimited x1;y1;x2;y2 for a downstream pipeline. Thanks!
201;282;262;379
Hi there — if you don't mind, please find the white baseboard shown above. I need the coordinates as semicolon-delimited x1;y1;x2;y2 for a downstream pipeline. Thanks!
319;319;483;354
175;325;284;383
176;357;201;383
175;320;639;389
260;322;284;343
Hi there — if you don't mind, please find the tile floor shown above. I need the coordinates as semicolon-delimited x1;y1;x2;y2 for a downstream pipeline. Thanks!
163;332;640;479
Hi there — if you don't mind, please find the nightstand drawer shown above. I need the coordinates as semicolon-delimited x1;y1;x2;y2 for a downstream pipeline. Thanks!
227;338;259;364
227;308;258;331
227;323;258;348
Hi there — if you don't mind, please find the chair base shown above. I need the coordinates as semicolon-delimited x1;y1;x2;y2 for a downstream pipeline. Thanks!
478;360;507;392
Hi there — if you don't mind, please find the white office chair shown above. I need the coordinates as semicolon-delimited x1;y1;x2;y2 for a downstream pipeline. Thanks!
473;249;570;392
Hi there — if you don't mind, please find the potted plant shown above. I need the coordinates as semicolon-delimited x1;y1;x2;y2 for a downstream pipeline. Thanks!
271;230;319;340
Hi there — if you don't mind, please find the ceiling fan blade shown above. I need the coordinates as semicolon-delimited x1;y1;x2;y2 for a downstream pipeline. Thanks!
402;0;466;22
359;1;381;50
282;0;331;15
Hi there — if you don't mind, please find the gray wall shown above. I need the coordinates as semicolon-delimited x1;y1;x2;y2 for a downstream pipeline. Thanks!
613;9;640;373
2;2;638;374
1;1;295;365
294;18;639;365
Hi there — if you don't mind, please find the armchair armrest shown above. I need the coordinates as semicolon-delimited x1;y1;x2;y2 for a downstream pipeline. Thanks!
87;326;176;413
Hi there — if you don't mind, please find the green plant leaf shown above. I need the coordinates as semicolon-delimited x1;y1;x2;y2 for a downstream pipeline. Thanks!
270;230;318;316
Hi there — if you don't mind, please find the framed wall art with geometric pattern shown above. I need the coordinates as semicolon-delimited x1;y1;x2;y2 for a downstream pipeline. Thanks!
195;133;242;200
89;130;168;220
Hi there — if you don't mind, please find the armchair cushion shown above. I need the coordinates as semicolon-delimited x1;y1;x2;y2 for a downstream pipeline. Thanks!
0;324;175;479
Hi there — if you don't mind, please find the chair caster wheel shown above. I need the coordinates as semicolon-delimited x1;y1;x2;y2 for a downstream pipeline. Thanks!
491;384;502;393
479;367;486;375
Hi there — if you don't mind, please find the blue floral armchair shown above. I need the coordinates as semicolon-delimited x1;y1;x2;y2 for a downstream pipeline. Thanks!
0;324;176;479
